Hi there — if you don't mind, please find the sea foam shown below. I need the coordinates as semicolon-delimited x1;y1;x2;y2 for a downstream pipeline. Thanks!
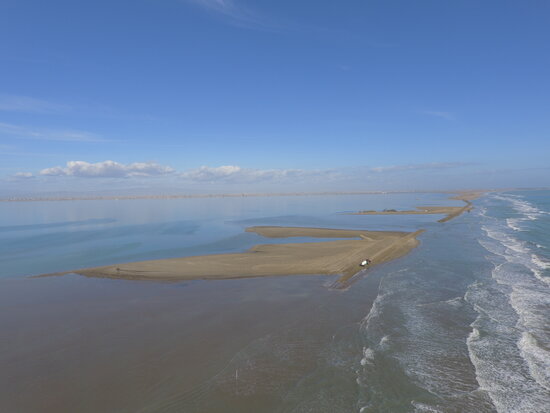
466;193;550;412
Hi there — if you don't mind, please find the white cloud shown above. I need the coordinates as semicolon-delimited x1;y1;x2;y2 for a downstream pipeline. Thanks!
16;162;339;183
180;165;342;183
0;94;70;114
14;161;471;185
39;160;175;178
0;122;106;142
181;165;243;181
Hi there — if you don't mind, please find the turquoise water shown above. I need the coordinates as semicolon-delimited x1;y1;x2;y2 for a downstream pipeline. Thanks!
1;192;548;412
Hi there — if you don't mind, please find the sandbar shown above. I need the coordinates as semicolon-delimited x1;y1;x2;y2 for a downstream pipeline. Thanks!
349;192;484;222
449;191;485;201
39;226;424;285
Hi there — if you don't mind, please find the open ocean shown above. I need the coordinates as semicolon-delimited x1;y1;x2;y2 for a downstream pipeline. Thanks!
0;191;548;412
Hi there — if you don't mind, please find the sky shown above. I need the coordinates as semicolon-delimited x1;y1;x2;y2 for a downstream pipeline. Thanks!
1;0;549;196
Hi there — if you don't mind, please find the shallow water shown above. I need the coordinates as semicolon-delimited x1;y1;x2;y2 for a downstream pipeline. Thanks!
1;192;548;412
0;193;450;279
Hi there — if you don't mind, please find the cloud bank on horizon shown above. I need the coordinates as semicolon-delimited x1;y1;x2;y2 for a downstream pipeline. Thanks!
14;160;470;181
4;159;549;196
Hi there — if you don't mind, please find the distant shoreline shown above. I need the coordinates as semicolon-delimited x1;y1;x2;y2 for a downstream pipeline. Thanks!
0;188;522;203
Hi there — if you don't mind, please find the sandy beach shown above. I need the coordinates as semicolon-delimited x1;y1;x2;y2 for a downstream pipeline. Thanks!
40;226;424;285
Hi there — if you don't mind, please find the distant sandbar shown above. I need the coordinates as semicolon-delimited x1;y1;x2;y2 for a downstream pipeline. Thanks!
348;191;483;222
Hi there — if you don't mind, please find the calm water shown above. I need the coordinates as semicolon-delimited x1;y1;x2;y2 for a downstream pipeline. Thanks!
0;193;452;279
0;192;548;412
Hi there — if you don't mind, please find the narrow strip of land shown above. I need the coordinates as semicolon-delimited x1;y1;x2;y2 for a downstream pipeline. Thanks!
348;191;483;222
450;191;485;201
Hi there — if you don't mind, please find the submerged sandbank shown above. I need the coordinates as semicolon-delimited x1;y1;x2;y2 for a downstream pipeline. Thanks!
246;226;407;239
38;226;424;285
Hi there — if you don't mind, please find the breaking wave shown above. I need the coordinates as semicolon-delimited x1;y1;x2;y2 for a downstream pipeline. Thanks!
466;193;550;412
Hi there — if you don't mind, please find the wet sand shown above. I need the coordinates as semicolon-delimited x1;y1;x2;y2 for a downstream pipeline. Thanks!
349;191;484;222
246;225;407;239
40;227;424;284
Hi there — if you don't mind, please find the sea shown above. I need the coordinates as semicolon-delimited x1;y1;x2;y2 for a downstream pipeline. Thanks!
0;191;548;412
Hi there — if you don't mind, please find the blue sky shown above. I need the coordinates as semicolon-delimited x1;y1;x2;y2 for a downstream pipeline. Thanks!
1;0;549;195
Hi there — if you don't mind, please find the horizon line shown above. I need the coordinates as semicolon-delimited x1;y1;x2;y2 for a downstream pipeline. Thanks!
2;188;548;203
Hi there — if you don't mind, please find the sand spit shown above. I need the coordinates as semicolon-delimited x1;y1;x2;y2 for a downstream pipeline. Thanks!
449;191;485;201
34;193;483;285
349;191;484;223
350;205;472;223
38;227;424;285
